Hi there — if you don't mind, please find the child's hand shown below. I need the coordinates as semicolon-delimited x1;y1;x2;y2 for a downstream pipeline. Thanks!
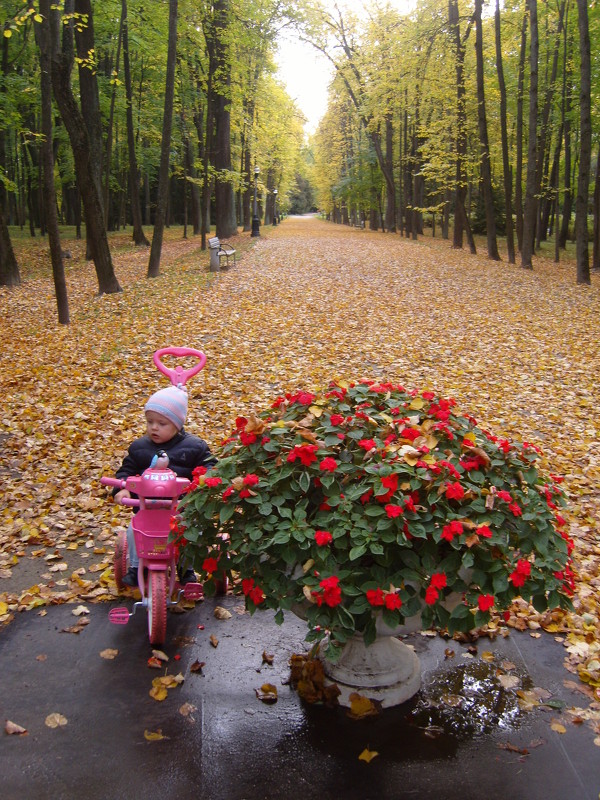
114;489;131;505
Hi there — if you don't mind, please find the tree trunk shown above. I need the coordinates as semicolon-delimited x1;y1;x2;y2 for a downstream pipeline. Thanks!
558;21;573;250
475;0;499;260
514;9;528;253
103;3;124;225
494;0;515;263
521;0;538;270
37;0;69;323
0;27;20;286
122;0;148;245
147;0;178;278
534;1;565;251
50;1;120;294
449;0;475;253
384;114;396;233
211;0;237;239
574;0;591;285
593;140;600;272
73;0;104;258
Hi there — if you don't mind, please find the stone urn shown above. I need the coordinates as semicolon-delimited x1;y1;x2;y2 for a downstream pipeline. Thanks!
323;611;424;708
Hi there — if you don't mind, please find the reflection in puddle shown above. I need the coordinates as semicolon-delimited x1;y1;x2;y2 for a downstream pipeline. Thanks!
409;657;533;739
282;655;535;764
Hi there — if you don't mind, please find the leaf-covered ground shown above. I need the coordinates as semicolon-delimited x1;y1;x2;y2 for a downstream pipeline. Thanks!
1;216;599;702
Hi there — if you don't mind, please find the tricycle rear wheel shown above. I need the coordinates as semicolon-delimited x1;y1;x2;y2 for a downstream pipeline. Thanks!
114;530;128;591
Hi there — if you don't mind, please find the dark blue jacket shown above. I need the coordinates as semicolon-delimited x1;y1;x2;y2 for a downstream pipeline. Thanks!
114;429;217;491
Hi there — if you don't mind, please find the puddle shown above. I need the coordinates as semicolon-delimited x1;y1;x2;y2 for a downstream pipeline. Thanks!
279;656;535;764
409;657;534;739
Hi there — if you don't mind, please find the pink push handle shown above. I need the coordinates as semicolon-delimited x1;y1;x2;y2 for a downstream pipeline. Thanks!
153;347;206;388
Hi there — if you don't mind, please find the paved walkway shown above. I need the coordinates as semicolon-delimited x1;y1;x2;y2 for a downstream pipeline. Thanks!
1;596;598;800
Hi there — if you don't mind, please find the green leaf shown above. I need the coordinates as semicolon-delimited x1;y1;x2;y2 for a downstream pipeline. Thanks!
298;471;311;493
349;544;367;560
219;504;235;524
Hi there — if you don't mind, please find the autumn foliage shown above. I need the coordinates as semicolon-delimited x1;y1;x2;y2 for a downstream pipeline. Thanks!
0;218;598;692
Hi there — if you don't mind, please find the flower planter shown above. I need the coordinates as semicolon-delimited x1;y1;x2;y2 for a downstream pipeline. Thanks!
180;380;574;698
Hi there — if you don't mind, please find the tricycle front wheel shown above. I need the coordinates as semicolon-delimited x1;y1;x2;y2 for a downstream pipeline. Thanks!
148;571;167;645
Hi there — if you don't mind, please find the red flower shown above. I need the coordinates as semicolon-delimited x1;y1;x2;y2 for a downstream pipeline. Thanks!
509;561;530;587
202;557;218;574
239;431;257;446
401;428;421;442
319;457;338;472
384;593;402;610
508;502;522;517
360;489;374;505
385;504;403;518
516;559;531;576
239;488;252;498
358;439;376;450
312;576;342;607
366;588;385;607
496;490;512;502
441;520;463;541
222;486;236;500
314;530;333;546
289;391;316;406
509;570;526;587
476;524;492;538
242;578;255;595
445;481;465;501
243;473;260;486
329;414;345;426
477;594;495;612
377;473;398;503
430;572;447;590
404;496;416;513
425;586;439;605
249;586;265;605
287;443;319;466
204;476;222;488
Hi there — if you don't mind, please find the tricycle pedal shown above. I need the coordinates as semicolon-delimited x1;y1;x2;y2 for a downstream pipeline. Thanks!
108;606;131;625
182;582;203;601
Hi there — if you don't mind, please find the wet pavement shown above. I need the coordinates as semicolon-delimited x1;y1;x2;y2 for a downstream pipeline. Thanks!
1;595;598;800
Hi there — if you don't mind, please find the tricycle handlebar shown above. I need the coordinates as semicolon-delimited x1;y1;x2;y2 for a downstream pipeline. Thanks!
101;476;126;489
153;347;206;388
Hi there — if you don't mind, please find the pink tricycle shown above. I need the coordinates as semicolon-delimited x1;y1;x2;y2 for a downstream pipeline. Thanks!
101;347;206;645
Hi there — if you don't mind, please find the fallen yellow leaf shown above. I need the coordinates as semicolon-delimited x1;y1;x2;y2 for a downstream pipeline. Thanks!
144;729;168;741
358;747;379;763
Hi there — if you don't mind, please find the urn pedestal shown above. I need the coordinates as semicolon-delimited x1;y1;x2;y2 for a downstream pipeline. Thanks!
324;631;421;708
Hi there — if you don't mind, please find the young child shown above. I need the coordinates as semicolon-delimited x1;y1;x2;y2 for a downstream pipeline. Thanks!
113;384;216;587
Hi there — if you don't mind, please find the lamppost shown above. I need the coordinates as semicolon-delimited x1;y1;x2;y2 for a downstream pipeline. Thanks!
251;165;260;237
272;189;278;226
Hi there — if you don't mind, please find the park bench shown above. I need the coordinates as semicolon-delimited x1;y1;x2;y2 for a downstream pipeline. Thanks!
208;236;237;271
353;220;365;229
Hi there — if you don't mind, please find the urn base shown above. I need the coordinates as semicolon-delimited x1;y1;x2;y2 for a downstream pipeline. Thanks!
324;633;421;708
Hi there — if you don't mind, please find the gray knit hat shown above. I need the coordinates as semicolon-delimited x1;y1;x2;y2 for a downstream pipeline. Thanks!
144;386;188;429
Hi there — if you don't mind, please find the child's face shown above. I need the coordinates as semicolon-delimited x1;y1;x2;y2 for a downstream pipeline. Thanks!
145;410;179;444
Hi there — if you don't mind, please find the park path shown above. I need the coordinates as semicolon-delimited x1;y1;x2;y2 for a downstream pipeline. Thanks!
1;215;599;613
